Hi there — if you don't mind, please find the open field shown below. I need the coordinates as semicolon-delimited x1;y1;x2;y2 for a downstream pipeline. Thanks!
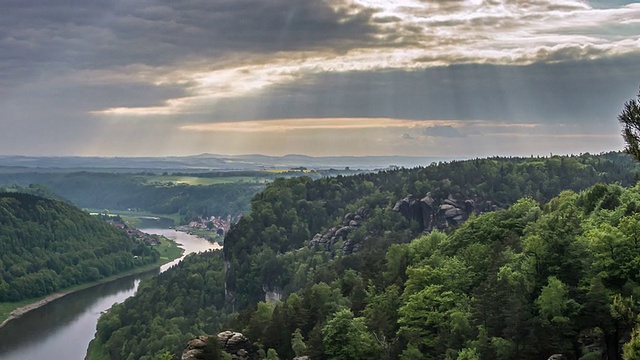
87;209;182;227
142;175;270;185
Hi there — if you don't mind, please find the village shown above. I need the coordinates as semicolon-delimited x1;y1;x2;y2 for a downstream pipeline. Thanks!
175;214;239;237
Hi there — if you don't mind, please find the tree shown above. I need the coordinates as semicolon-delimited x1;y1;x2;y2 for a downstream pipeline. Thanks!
619;89;640;162
292;328;307;357
624;325;640;360
322;309;381;360
266;348;280;360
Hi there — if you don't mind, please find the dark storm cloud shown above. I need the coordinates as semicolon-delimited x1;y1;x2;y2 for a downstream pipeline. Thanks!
192;54;640;125
0;0;381;86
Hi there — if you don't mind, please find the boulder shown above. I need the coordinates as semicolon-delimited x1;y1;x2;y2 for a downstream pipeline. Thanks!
218;331;251;360
181;336;208;360
419;195;436;230
310;208;369;253
343;213;354;225
182;333;252;360
334;226;351;239
355;207;367;218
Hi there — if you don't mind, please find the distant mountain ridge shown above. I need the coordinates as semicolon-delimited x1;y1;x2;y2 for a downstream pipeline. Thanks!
0;154;458;171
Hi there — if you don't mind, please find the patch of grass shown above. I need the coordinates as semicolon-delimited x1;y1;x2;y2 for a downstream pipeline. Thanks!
120;215;140;227
0;299;37;325
157;237;183;260
86;208;182;226
185;228;224;245
142;175;268;185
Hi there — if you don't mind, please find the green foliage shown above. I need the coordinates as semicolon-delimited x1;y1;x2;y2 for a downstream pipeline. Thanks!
90;153;640;360
536;277;577;322
93;251;230;360
619;89;640;162
266;348;279;360
322;309;381;360
0;172;262;220
624;325;640;360
291;328;307;357
197;336;224;360
157;351;173;360
457;348;480;360
0;192;159;302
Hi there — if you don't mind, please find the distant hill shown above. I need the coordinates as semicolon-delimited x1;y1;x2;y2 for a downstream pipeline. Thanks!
0;172;263;222
0;153;456;172
0;193;160;302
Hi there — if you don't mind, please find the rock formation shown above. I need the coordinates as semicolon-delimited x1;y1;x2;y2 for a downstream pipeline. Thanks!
394;192;499;232
218;331;251;360
181;331;251;360
309;207;367;254
181;336;211;360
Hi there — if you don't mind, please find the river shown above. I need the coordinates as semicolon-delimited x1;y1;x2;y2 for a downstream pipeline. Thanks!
0;228;220;360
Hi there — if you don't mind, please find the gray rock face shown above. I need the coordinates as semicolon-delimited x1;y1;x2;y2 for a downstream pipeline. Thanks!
181;336;208;360
309;207;367;254
394;192;500;231
392;195;422;224
181;332;252;360
218;331;251;360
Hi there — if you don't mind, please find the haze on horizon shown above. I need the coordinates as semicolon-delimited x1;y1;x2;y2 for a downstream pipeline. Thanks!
1;0;639;158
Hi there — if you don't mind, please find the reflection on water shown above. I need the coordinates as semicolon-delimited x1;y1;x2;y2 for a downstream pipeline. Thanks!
0;228;218;360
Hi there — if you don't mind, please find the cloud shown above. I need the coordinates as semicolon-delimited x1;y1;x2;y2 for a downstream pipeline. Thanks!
0;0;638;157
179;118;458;132
423;125;464;138
80;0;640;117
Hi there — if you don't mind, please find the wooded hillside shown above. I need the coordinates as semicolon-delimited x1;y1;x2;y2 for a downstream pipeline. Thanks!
0;192;160;302
91;152;640;359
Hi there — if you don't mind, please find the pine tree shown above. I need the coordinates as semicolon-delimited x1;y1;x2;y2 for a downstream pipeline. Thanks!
619;89;640;162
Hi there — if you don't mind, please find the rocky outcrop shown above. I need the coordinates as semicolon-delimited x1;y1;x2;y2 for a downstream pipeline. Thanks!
309;207;367;254
182;332;251;360
182;336;209;360
394;192;499;232
393;194;423;224
218;331;251;360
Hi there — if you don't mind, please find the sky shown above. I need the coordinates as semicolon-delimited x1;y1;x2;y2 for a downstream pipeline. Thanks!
1;0;639;158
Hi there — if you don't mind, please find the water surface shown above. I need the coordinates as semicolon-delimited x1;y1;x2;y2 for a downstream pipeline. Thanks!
0;228;219;360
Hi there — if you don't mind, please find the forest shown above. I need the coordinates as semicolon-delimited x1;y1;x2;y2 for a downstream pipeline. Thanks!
90;152;640;359
0;192;160;302
0;172;263;223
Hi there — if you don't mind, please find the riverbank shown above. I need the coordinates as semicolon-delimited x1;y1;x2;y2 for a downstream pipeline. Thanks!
175;227;224;246
0;237;183;329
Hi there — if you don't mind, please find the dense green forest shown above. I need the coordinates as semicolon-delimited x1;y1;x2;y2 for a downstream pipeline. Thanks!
91;152;640;359
0;193;160;302
0;172;263;222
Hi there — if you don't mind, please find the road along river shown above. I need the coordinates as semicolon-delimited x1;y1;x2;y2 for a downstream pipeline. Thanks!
0;228;220;360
